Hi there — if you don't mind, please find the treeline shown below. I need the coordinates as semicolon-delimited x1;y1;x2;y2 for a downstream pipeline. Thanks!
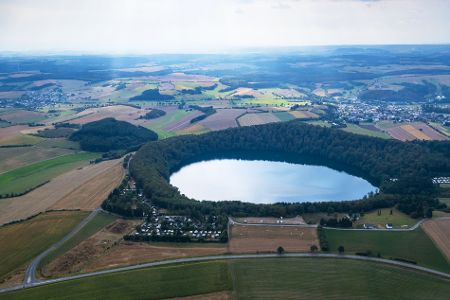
123;121;450;219
189;105;216;124
70;118;158;152
180;84;217;95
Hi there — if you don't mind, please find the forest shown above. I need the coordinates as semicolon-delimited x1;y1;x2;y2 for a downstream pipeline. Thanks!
116;121;450;219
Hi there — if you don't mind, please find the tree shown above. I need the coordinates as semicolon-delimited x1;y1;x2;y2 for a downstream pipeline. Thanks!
310;245;318;253
277;246;285;255
338;245;345;254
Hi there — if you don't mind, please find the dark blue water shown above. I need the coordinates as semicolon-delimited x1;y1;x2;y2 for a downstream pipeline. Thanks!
170;159;377;203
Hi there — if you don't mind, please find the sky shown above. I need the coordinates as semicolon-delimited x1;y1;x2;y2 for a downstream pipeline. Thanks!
0;0;450;54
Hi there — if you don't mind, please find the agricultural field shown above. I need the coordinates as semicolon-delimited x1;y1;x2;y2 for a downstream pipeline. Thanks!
0;211;89;285
0;109;47;124
354;208;417;229
422;218;450;263
288;110;319;119
143;108;196;138
0;159;121;225
228;224;318;253
0;126;44;145
234;216;305;225
323;228;450;273
342;123;392;139
237;113;280;127
384;122;448;141
4;258;450;300
2;261;231;300
64;105;147;125
0;152;99;196
198;109;244;130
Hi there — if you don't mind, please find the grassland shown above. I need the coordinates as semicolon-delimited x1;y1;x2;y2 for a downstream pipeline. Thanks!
38;212;117;272
324;228;450;273
3;258;450;300
0;211;89;282
0;152;99;195
355;208;416;228
2;261;231;300
144;109;193;138
342;123;391;139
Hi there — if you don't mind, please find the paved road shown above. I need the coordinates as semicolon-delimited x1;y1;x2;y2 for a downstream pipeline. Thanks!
23;208;101;286
2;252;449;294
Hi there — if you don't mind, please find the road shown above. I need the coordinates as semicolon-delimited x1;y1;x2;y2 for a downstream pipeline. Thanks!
2;252;449;294
23;208;101;286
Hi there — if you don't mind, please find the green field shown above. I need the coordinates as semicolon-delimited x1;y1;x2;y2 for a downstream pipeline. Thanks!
3;258;450;300
0;152;99;195
0;211;88;282
273;111;296;122
324;228;450;273
38;212;117;275
144;109;194;138
342;123;391;139
355;208;417;228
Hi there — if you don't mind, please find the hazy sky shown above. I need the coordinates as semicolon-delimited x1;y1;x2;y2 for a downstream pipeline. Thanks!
0;0;449;54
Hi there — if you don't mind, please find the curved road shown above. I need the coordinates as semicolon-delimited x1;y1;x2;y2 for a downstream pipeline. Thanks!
2;252;449;294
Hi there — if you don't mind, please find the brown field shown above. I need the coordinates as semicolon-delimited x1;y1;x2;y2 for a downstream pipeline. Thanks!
288;110;319;119
0;125;30;143
422;218;450;262
386;122;448;141
229;224;318;253
64;105;147;125
237;113;280;126
41;219;226;277
0;110;46;123
234;216;305;225
228;88;264;98
0;146;73;173
0;159;123;225
198;109;244;130
167;291;231;300
178;124;209;135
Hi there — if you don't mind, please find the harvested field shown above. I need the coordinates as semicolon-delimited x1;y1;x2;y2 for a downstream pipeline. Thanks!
162;110;203;131
0;159;122;225
198;109;244;130
234;216;305;225
0;125;30;144
386;122;448;141
51;159;124;210
65;105;147;125
228;87;264;98
422;218;450;262
289;110;319;119
0;109;47;123
229;224;318;253
237;113;280;126
178;124;209;135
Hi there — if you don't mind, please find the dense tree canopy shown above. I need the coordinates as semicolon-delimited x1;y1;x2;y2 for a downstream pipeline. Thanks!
70;118;158;152
124;121;449;218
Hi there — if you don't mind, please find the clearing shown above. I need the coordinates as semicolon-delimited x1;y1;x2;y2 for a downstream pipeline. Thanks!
354;208;417;229
229;223;318;253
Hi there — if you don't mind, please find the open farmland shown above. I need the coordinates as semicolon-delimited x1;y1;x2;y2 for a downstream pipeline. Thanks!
0;211;88;284
0;109;47;124
229;223;318;253
0;126;44;145
342;123;392;139
288;110;319;119
324;227;450;273
4;258;450;300
198;109;245;130
0;159;121;225
0;152;98;196
161;110;203;131
237;113;280;127
422;218;450;263
64;105;147;125
385;122;448;141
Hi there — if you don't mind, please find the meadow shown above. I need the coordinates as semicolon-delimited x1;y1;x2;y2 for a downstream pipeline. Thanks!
0;152;99;195
3;258;450;299
324;228;450;273
354;208;417;228
0;211;88;283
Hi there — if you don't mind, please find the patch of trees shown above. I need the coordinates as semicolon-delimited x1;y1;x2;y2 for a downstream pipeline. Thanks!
54;122;81;129
189;105;216;124
129;89;174;101
69;118;157;152
320;217;353;228
318;226;329;251
35;127;76;138
139;109;166;120
120;122;450;219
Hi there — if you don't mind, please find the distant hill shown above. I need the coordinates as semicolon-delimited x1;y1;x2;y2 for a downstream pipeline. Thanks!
70;118;158;152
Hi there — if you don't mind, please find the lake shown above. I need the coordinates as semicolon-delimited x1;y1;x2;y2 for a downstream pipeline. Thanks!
170;159;377;204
